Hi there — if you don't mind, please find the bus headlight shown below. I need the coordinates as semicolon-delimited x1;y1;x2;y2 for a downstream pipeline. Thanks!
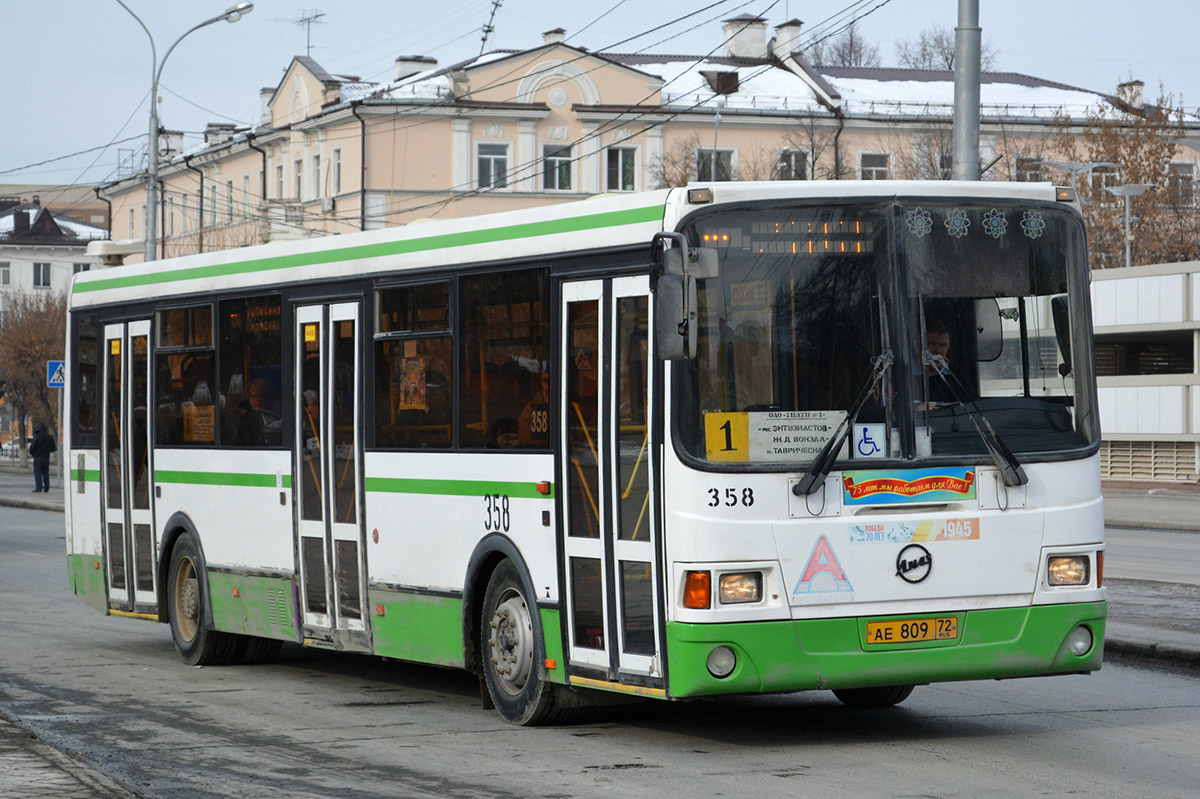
706;646;736;678
718;572;762;604
1048;556;1090;586
1068;625;1093;656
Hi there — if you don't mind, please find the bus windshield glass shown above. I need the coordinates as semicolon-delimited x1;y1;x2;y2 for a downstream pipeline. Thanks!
675;201;1097;467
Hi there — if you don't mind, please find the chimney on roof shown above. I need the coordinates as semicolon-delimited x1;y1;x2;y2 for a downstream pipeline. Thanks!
204;123;237;146
543;28;566;45
722;15;767;59
1118;79;1145;110
771;19;804;61
160;130;184;159
450;70;470;98
13;209;30;235
260;88;274;126
394;55;437;82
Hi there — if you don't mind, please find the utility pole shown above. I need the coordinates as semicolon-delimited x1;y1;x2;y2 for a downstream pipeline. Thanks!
480;0;503;55
951;0;981;181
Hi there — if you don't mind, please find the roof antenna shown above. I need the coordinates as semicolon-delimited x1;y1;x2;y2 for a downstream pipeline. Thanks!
480;0;503;55
274;9;326;57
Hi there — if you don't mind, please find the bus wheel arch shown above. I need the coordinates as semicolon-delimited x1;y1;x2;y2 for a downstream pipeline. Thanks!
159;514;243;666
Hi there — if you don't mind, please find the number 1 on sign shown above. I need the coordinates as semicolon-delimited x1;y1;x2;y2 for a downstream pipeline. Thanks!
704;412;748;462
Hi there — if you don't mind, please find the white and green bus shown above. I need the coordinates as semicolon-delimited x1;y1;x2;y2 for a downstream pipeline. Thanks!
65;181;1105;724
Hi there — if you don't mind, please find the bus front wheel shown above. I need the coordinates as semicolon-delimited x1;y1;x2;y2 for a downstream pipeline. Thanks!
832;685;915;708
167;531;243;666
481;560;559;725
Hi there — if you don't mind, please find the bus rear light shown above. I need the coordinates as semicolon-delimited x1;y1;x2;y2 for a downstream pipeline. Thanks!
683;571;711;609
718;572;762;604
1048;555;1090;586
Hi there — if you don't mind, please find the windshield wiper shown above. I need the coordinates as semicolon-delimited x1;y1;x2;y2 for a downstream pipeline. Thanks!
924;351;1028;487
793;351;893;496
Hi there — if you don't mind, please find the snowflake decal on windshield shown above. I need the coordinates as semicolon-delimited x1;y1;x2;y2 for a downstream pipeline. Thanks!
905;207;933;238
944;208;971;238
1021;210;1046;239
982;208;1008;238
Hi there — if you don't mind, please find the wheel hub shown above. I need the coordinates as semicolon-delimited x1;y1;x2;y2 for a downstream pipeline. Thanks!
488;594;533;695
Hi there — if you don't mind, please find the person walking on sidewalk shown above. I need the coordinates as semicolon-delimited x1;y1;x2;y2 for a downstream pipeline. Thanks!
28;422;55;493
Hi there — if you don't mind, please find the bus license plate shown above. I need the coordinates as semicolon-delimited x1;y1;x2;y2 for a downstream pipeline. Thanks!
866;616;958;645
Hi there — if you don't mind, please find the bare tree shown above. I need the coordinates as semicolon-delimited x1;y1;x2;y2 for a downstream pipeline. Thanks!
782;114;850;180
1055;88;1200;268
650;133;703;188
895;24;997;71
820;22;880;68
0;290;68;451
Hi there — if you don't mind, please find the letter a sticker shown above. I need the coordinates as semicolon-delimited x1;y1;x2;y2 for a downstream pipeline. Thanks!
793;535;853;595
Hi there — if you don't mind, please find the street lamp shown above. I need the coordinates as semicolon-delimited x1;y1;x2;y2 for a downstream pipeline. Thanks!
1038;160;1119;206
1105;183;1156;269
116;2;254;262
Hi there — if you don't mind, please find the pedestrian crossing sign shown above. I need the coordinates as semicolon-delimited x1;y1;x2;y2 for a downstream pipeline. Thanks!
47;360;66;388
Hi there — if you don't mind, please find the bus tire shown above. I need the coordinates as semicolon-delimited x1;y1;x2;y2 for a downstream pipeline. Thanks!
166;531;242;666
481;559;559;725
239;636;283;665
832;684;915;708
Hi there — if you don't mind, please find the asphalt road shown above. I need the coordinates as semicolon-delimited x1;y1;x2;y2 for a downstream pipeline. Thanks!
2;508;1199;798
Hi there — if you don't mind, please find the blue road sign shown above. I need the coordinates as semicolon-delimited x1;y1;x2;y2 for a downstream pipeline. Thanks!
47;360;66;388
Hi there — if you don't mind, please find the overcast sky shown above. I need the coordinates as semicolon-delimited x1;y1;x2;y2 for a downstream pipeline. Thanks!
3;0;1199;188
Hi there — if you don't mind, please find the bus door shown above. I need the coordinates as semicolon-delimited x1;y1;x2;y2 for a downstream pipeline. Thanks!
101;320;156;613
294;302;370;650
560;276;662;683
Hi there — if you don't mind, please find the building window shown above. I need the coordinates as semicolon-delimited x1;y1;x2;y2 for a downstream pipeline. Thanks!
225;180;234;224
777;148;809;180
33;262;51;289
1091;165;1121;207
0;262;9;285
543;144;573;191
275;164;284;199
477;143;509;190
938;152;953;180
207;181;218;227
1170;162;1196;207
695;148;735;181
1014;156;1044;183
860;152;890;180
73;263;89;274
242;174;251;211
606;147;636;192
129;208;135;239
167;196;175;235
294;159;303;200
181;193;190;232
312;154;322;199
333;148;342;194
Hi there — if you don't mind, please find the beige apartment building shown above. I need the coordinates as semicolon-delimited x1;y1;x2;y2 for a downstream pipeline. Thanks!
100;15;1200;262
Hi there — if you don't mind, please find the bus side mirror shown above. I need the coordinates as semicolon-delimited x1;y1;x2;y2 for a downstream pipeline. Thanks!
655;272;698;360
661;245;719;279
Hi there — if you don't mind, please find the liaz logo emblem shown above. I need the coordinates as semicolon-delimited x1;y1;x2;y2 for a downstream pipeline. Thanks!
792;535;853;596
895;544;932;584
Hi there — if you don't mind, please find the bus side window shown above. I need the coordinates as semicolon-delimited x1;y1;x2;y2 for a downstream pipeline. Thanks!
219;296;283;448
374;282;453;449
155;305;216;446
458;268;550;450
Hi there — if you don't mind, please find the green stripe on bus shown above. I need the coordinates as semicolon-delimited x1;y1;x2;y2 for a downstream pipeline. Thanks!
74;204;665;294
69;469;102;482
365;476;553;499
154;469;292;488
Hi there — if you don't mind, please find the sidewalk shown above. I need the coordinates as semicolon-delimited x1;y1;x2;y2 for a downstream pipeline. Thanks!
1;462;1197;796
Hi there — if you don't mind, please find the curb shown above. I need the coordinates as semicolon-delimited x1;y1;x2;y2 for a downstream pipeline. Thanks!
1105;518;1200;533
1104;638;1200;671
0;497;63;513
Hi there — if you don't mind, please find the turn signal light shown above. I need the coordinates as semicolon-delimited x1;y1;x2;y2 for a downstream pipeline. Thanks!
1097;550;1104;587
683;571;711;609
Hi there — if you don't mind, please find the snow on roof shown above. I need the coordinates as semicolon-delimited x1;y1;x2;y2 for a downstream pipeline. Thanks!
0;206;108;241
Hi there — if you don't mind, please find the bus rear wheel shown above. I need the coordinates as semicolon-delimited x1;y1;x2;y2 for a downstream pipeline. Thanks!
481;560;559;725
832;685;915;708
167;532;243;666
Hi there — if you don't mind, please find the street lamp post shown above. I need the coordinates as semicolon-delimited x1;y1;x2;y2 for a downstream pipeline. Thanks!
1038;160;1119;206
116;2;254;262
1106;183;1156;269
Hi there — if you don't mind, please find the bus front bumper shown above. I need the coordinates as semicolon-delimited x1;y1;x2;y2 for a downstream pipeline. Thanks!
664;601;1106;698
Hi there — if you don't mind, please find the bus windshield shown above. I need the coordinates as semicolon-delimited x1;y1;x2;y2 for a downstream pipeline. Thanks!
675;201;1097;467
